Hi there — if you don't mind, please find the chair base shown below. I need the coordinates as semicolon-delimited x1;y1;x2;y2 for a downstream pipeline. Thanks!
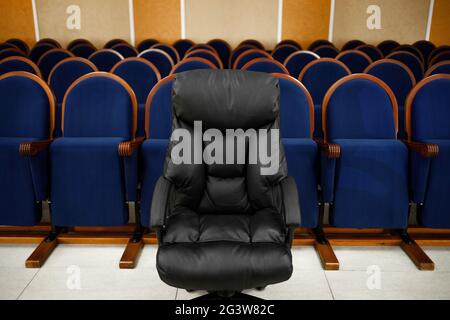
192;291;263;300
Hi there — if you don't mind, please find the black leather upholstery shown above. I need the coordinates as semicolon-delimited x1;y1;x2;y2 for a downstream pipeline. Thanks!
151;70;300;292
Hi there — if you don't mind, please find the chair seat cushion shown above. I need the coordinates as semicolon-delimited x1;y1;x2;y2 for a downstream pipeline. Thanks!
157;242;292;291
331;139;409;228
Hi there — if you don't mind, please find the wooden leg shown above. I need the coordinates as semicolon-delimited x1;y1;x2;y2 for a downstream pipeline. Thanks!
25;237;58;268
119;238;144;269
401;239;434;271
314;240;339;270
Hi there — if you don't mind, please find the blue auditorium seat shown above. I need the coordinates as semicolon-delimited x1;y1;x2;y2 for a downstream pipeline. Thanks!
0;42;20;52
271;44;298;63
0;56;41;77
137;39;159;53
0;72;54;226
337;50;372;73
405;75;450;228
104;39;128;49
387;51;424;82
51;72;140;227
67;39;94;51
313;45;339;58
29;43;55;63
112;58;161;137
70;43;97;59
138;48;174;78
299;58;351;138
233;49;270;69
36;38;61;48
185;49;223;69
283;51;319;79
0;48;26;60
151;44;180;64
48;58;97;137
173;39;195;59
394;45;425;64
413;40;436;65
377;40;400;57
6;38;29;54
207;39;232;68
171;57;217;74
429;51;450;66
320;74;409;228
425;61;450;77
111;43;138;58
88;49;124;72
341;40;365;51
239;39;265;50
356;44;383;61
428;45;450;66
229;45;255;70
308;40;334;51
241;57;288;74
37;49;74;81
277;39;302;50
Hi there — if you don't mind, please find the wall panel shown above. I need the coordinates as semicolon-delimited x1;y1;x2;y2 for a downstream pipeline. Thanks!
430;0;450;46
0;0;36;47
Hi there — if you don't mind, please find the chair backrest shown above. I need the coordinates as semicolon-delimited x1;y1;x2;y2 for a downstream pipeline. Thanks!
365;59;416;106
283;51;319;79
356;44;383;61
62;72;137;139
233;49;271;69
138;48;174;78
394;44;425;64
6;38;29;54
341;40;365;51
429;51;450;67
323;74;398;141
0;43;20;52
67;39;94;51
171;57;217;75
36;38;61;48
405;74;450;141
425;61;450;77
428;45;450;65
229;45;255;69
185;49;223;69
413;40;436;64
111;43;138;58
70;43;97;59
88;49;124;72
186;44;218;56
0;48;26;60
151;43;180;64
0;72;54;139
239;39;265;50
29;43;56;63
387;51;424;82
337;50;372;73
242;58;288;74
0;56;41;77
111;58;161;104
299;58;351;105
273;73;314;139
137;39;159;52
165;70;286;214
313;45;339;58
271;44;298;63
48;57;98;103
377;40;400;57
277;39;302;50
37;48;74;81
104;39;128;49
173;39;195;58
308;40;334;51
207;39;232;68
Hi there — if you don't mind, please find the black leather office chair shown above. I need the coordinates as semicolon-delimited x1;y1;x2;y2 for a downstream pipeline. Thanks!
150;70;300;298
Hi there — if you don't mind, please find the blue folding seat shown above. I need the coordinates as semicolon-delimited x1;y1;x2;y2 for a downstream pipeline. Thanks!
229;45;257;69
151;44;180;64
37;49;74;81
88;49;124;72
377;40;400;57
111;43;138;58
207;39;232;68
271;44;298;63
0;56;41;77
356;44;383;61
112;58;161;137
241;57;288;74
6;38;29;54
171;57;217;74
337;50;372;73
173;39;195;59
283;51;319;79
186;44;218;56
48;57;97;137
185;49;223;69
67;39;94;51
308;40;334;51
428;45;450;66
313;45;339;58
104;39;128;49
0;72;54;226
275;73;319;227
425;61;450;77
36;38;61;48
277;39;302;50
429;51;450;66
405;75;450;228
138;48;174;78
70;43;97;59
341;40;365;51
50;72;141;227
299;58;351;138
320;74;409;228
239;39;265;50
365;59;416;139
29;43;55;63
0;48;26;60
137;39;159;53
394;45;425;64
233;49;271;69
413;40;436;65
387;51;424;82
0;42;20;52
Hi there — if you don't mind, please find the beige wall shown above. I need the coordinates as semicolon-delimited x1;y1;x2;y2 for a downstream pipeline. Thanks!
0;0;36;47
35;0;131;48
185;0;279;48
333;0;430;48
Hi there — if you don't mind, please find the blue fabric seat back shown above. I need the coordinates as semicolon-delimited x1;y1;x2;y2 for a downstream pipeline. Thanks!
271;44;298;63
413;40;436;63
284;51;319;79
104;39;128;49
37;49;73;81
29;43;55;63
337;50;372;73
185;50;222;68
342;40;365;51
152;44;180;64
426;61;450;77
430;51;450;66
313;45;339;58
387;51;424;82
172;58;216;74
229;45;255;69
0;48;26;60
137;39;159;53
70;44;97;59
0;57;40;77
377;40;400;56
308;40;333;51
138;49;174;78
207;39;231;68
63;73;136;139
111;43;138;58
88;49;124;72
173;39;195;58
394;45;425;64
233;49;269;70
356;45;383;61
242;58;288;74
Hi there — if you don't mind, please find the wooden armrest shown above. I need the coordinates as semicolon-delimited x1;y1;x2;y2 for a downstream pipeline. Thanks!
118;137;145;157
19;140;52;156
403;140;439;158
315;139;340;159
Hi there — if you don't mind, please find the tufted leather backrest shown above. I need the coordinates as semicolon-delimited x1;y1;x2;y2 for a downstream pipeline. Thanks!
164;70;287;215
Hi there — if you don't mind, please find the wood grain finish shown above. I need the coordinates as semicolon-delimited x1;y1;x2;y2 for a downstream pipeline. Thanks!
119;239;144;269
430;0;450;46
314;241;339;270
0;0;35;47
25;238;58;268
401;240;434;271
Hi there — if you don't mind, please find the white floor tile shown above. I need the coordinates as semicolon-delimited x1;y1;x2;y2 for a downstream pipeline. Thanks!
423;247;450;272
0;267;38;300
176;289;208;300
0;245;37;268
134;245;158;269
291;246;324;271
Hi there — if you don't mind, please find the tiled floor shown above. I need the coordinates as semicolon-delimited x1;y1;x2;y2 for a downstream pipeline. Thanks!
0;244;449;300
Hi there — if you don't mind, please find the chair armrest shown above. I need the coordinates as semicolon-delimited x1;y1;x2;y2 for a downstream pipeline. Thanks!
281;176;301;227
19;140;52;156
403;140;439;158
150;176;172;229
315;139;340;158
118;137;145;157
